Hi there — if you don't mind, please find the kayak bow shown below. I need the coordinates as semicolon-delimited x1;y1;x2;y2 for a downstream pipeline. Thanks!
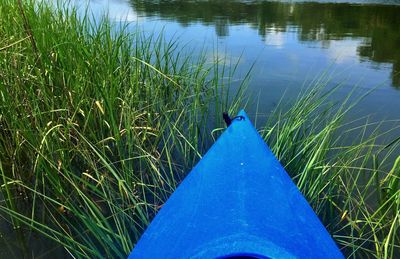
129;110;344;259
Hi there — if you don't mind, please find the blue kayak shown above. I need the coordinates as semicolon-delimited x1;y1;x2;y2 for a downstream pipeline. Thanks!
129;110;343;259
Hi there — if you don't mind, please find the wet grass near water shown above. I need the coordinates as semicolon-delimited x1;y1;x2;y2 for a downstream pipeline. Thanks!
0;1;399;258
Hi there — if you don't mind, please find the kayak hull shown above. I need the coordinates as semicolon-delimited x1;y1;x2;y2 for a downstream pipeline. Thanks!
129;110;343;259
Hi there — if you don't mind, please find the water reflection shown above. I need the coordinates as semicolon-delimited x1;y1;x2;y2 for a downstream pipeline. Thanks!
130;0;400;88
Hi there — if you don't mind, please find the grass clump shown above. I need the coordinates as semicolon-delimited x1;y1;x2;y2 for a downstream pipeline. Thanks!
258;79;400;258
0;0;399;258
0;0;241;257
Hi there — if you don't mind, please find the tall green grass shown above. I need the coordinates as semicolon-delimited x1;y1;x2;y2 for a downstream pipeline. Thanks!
0;0;399;258
0;0;243;257
259;81;400;258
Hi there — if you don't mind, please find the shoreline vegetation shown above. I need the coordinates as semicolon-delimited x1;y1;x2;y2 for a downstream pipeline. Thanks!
0;1;399;258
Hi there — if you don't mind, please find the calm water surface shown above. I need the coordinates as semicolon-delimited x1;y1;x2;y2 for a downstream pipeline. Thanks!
67;0;400;122
2;0;400;257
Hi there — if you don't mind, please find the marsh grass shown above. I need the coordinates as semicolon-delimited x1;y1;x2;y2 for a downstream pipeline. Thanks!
0;0;245;257
0;0;399;258
259;81;400;258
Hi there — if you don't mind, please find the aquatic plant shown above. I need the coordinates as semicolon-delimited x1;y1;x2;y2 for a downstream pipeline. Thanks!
0;0;243;256
259;80;400;258
0;0;398;258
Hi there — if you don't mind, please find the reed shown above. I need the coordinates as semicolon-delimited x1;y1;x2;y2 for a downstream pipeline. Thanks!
259;79;400;258
0;0;398;258
0;0;244;257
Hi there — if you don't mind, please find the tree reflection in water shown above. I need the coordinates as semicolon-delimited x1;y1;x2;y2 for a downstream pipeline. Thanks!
130;0;400;88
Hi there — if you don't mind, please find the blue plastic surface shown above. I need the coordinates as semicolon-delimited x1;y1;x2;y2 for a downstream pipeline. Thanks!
129;110;344;259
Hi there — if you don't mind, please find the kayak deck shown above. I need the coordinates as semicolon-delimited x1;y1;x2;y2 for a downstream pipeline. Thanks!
129;110;343;259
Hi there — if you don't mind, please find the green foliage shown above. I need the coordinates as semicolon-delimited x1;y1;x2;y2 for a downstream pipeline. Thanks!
259;78;400;258
0;0;243;257
0;1;399;258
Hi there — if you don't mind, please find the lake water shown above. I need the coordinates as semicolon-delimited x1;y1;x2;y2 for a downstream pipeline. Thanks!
64;0;400;123
1;0;400;257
